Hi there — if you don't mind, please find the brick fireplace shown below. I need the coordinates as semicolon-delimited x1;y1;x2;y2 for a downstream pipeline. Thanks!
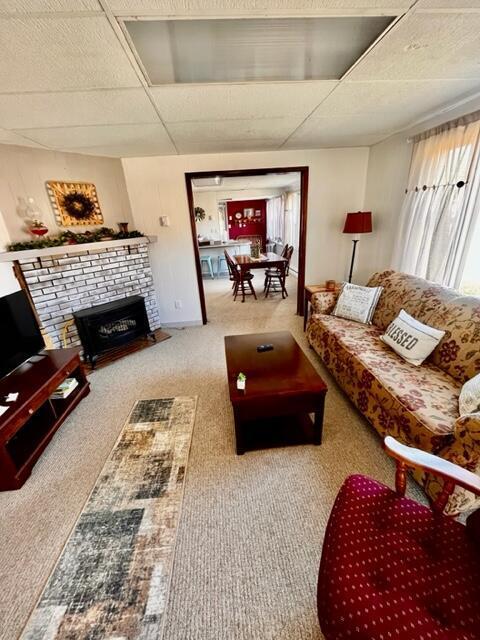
9;237;160;349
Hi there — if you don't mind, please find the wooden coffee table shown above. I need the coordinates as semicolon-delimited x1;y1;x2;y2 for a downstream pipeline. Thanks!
224;331;328;454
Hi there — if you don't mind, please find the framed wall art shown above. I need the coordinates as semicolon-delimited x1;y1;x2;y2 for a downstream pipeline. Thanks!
46;181;104;227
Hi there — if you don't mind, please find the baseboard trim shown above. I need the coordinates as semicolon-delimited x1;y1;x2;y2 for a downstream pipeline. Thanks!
161;320;203;328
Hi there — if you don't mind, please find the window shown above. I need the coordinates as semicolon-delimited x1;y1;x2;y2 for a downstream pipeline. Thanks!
394;113;480;290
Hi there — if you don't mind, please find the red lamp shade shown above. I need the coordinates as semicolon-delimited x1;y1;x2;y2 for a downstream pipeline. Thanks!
343;211;372;234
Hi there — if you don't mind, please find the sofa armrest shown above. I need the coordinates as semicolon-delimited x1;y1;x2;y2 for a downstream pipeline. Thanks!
454;413;480;443
311;291;339;315
414;413;480;515
434;413;480;472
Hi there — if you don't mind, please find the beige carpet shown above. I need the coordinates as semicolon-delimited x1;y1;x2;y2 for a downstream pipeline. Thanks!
0;275;423;640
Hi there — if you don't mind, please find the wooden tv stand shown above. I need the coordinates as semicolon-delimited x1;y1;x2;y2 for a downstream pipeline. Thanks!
0;348;90;491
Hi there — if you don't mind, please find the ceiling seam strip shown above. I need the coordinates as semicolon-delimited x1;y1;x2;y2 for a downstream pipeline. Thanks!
277;0;422;150
108;9;414;19
97;0;179;155
0;87;145;97
0;11;104;19
15;121;162;133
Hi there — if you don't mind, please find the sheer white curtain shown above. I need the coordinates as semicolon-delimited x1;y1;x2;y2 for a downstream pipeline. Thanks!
394;113;480;288
266;194;286;242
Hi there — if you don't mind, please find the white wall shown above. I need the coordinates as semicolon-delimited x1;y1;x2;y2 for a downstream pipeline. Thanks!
361;133;412;284
122;148;370;325
0;143;133;243
0;210;19;297
192;191;222;238
193;187;283;239
0;264;18;296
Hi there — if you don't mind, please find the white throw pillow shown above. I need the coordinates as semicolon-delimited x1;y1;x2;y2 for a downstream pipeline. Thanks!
332;282;383;324
459;372;480;416
381;309;445;366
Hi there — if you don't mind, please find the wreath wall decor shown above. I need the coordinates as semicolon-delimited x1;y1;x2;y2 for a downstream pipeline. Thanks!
46;181;104;227
194;206;206;222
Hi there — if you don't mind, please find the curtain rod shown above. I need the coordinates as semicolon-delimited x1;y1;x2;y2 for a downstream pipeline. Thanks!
407;109;480;144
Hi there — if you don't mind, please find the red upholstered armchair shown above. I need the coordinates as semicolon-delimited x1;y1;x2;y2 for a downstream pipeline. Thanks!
317;437;480;640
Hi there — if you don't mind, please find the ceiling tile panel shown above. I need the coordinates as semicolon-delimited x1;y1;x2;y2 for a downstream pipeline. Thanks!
348;13;480;81
151;82;337;123
108;0;410;16
175;140;281;155
0;89;159;129
166;118;303;146
13;123;176;154
56;141;178;157
311;79;480;120
0;0;100;12
0;16;141;92
283;131;387;148
417;0;480;8
284;113;403;147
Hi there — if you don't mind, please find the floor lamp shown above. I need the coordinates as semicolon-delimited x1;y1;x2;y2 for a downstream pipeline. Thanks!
343;211;372;283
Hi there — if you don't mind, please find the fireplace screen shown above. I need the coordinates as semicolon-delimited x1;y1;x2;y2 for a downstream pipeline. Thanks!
74;296;155;367
98;318;137;337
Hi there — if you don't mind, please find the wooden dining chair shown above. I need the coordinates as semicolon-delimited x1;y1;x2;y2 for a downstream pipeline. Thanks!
224;250;237;290
225;252;257;303
285;245;294;275
264;246;293;299
280;243;290;258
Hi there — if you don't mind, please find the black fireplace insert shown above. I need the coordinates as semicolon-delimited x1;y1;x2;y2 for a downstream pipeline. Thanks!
74;296;155;367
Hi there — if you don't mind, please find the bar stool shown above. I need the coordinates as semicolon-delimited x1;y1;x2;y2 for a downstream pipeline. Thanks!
217;254;229;278
200;255;214;279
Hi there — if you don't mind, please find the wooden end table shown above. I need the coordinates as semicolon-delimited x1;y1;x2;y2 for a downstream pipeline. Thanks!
224;331;328;455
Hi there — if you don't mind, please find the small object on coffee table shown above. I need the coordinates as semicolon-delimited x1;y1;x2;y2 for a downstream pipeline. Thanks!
257;343;274;352
237;372;246;391
225;331;327;455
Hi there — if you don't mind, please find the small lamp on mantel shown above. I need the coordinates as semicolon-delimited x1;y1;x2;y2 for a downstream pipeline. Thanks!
342;211;372;283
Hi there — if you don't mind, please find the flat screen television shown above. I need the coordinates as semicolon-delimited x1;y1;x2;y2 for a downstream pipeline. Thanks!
0;289;45;378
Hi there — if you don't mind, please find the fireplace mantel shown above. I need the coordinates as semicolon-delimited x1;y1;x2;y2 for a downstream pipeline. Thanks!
0;235;157;262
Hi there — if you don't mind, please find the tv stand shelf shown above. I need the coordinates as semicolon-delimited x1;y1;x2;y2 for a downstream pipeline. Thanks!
0;348;90;491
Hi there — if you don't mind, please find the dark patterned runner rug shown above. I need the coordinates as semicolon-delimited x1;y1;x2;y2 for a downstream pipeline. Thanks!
21;396;197;640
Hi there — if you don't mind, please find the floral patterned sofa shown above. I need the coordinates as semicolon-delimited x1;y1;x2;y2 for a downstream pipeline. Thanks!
306;270;480;515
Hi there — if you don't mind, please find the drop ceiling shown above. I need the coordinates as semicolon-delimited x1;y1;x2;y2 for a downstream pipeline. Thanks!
0;0;479;157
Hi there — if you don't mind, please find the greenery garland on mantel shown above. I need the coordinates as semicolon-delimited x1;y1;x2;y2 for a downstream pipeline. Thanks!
8;228;145;252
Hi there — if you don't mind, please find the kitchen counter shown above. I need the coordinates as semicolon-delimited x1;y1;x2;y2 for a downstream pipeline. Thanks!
198;241;251;277
198;241;251;250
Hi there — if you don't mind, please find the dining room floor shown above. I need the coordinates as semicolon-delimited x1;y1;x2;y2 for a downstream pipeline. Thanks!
203;272;298;319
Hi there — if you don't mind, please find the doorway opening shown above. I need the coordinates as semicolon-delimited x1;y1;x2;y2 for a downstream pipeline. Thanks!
185;167;308;324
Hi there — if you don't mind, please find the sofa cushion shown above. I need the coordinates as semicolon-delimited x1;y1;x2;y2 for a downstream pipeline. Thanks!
381;309;445;366
332;282;383;324
367;271;480;384
428;296;480;384
308;314;460;451
459;372;480;416
366;270;460;331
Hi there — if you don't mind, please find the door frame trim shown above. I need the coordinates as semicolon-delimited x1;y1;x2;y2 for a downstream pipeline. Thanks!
185;165;309;324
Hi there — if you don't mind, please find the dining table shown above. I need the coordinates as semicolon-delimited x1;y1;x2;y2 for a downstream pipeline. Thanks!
234;252;288;299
